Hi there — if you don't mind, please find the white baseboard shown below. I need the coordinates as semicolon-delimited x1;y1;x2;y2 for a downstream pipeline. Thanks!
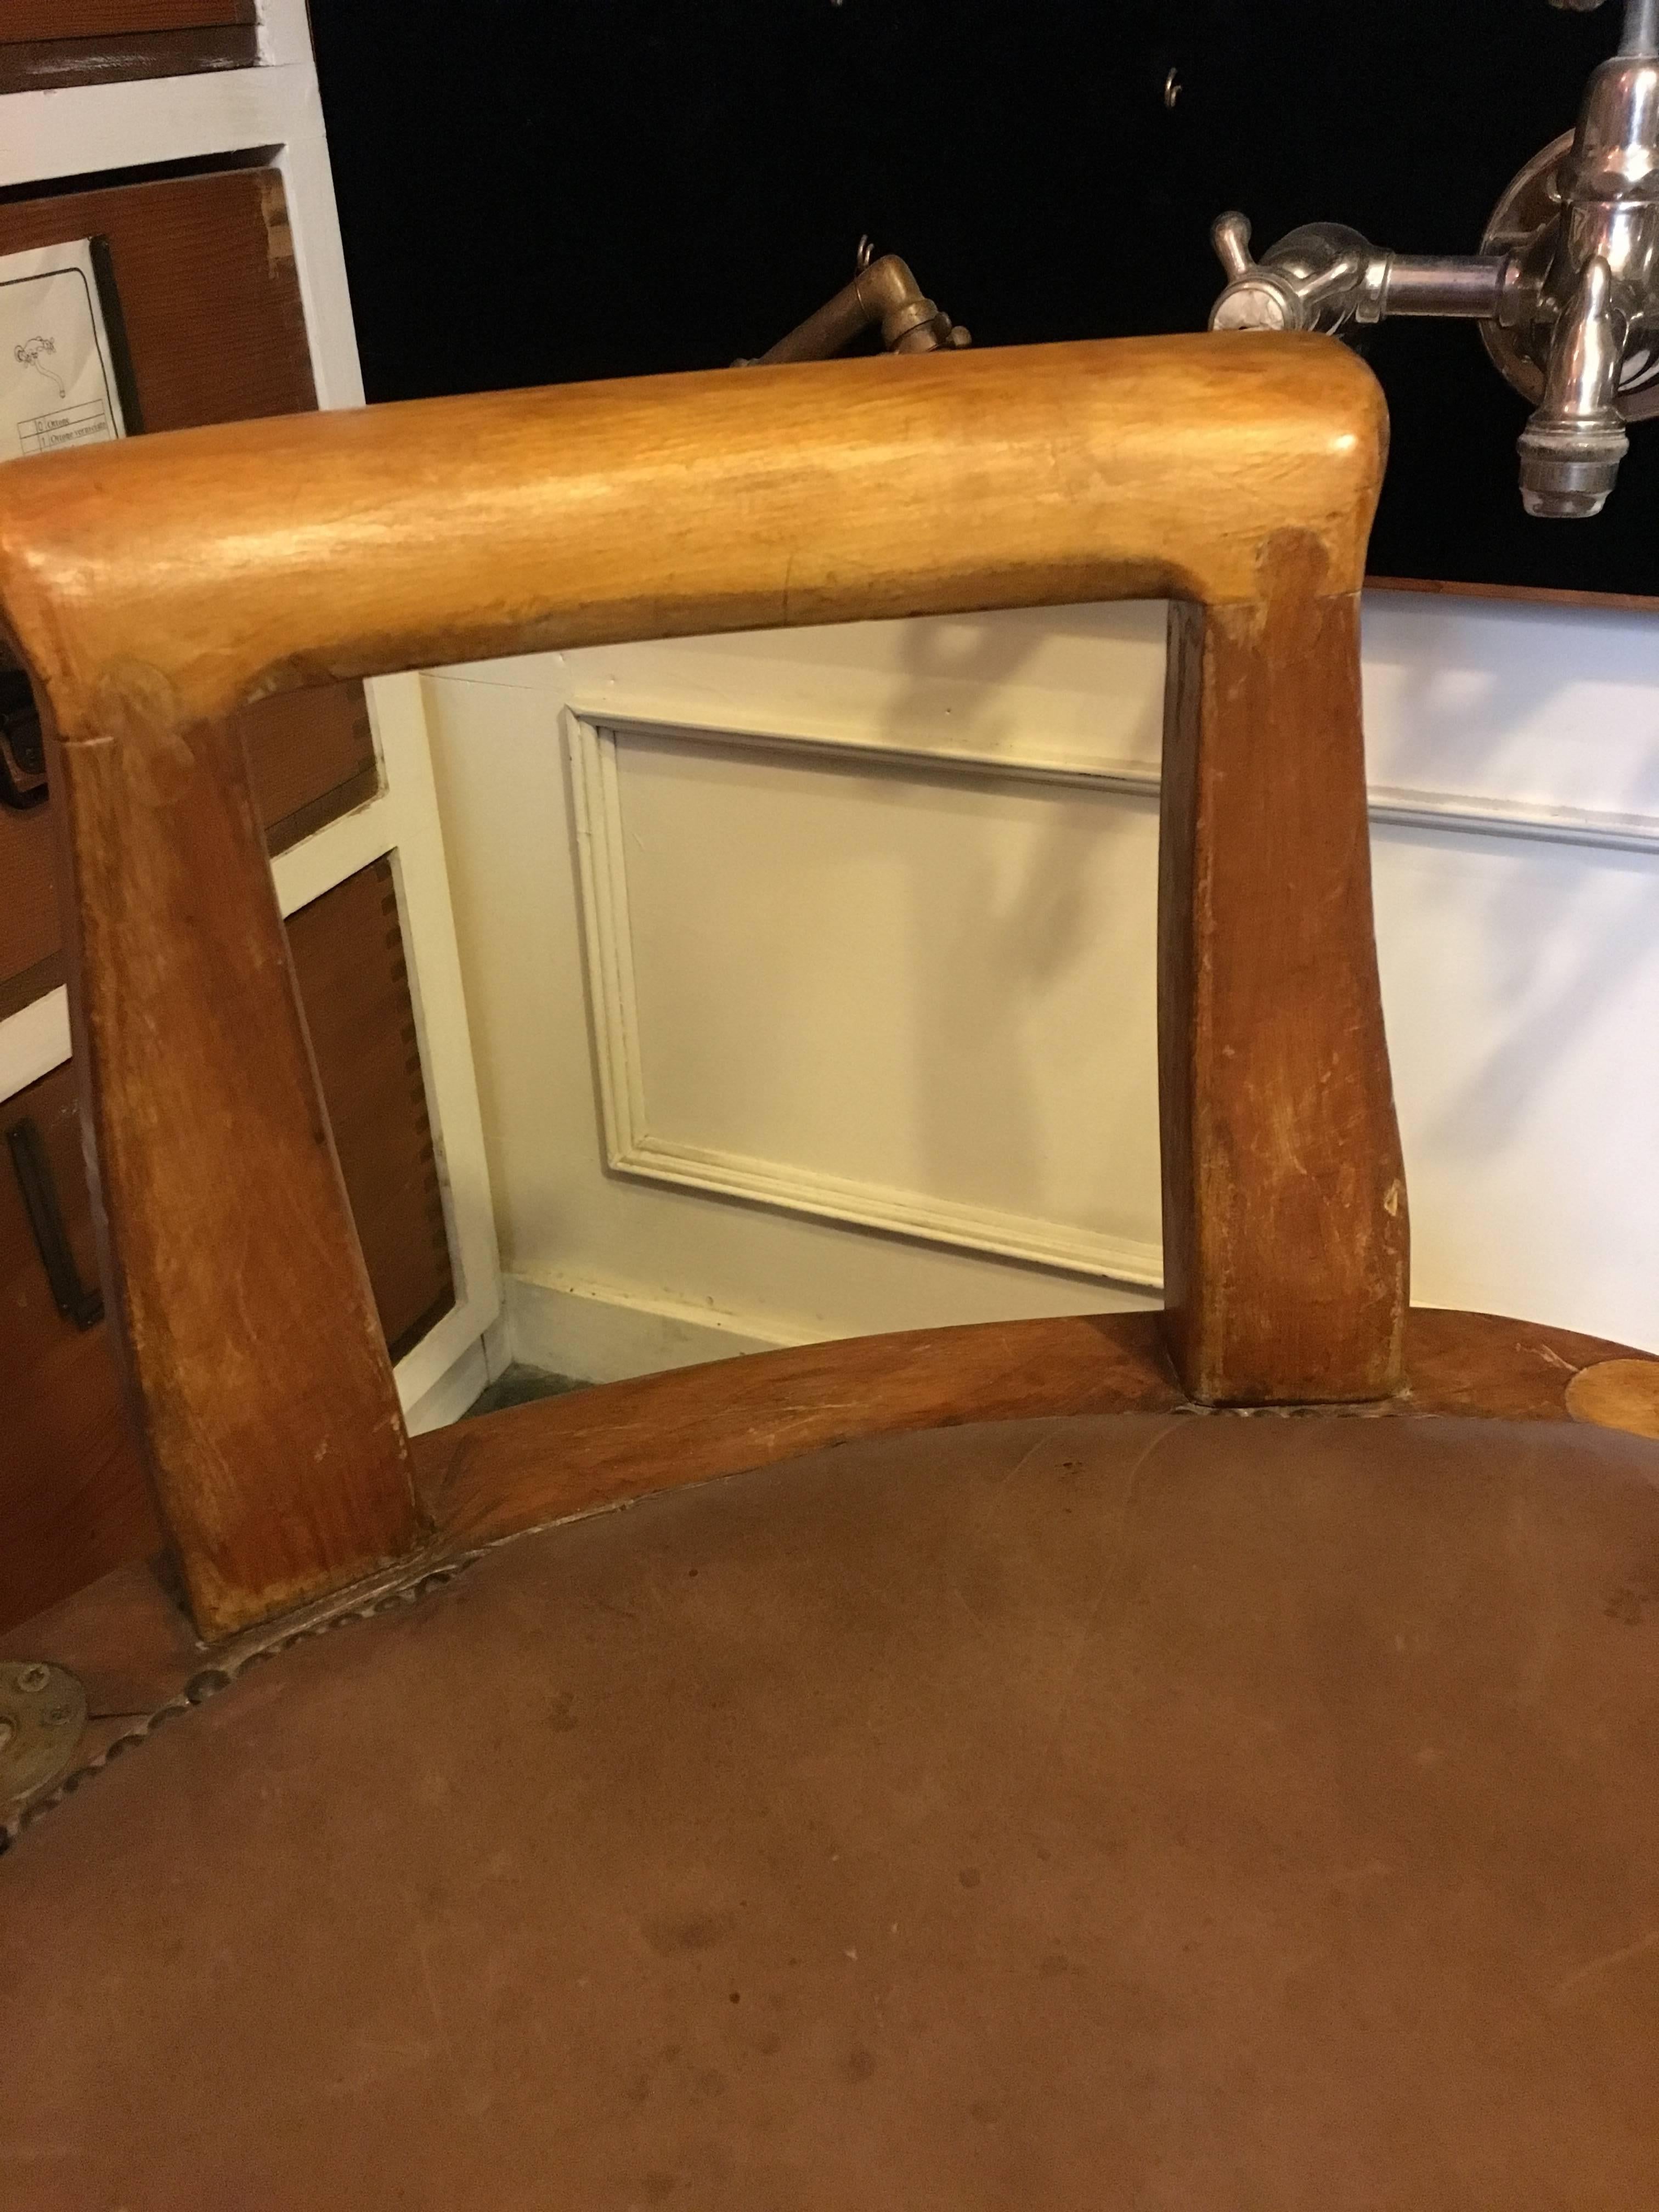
502;1272;792;1385
394;1276;780;1437
402;1333;490;1434
481;1306;514;1384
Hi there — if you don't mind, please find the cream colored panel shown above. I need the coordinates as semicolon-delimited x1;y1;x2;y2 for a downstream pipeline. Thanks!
1363;595;1659;827
425;674;1156;1353
574;719;1160;1284
1374;820;1659;1347
428;590;1659;1369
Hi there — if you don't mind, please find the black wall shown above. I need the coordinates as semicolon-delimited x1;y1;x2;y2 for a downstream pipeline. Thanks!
309;2;1657;600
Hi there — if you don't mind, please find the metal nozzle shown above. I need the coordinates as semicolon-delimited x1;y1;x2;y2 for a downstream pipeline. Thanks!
1517;256;1630;517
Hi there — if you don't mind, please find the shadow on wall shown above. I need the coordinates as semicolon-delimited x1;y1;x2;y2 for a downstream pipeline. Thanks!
878;609;1158;1255
1362;594;1659;1156
473;576;1658;1346
827;588;1659;1338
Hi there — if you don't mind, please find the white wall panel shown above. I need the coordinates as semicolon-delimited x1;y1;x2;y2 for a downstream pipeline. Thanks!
572;716;1161;1284
427;588;1659;1367
1374;820;1659;1345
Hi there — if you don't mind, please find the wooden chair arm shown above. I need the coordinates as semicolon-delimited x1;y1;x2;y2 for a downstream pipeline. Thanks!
0;335;1381;724
0;332;1403;1639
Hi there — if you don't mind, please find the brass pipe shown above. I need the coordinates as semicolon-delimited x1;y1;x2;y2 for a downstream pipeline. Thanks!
747;253;970;365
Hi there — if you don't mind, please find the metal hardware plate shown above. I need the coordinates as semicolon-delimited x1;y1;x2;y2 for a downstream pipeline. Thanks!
0;1661;87;1809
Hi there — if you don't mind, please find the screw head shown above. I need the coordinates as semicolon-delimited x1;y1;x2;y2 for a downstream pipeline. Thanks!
1;1661;87;1805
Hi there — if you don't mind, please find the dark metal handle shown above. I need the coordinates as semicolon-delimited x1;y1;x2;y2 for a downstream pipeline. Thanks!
0;667;46;811
5;1118;104;1330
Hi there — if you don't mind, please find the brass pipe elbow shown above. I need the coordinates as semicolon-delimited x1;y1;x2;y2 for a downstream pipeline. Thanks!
741;251;970;367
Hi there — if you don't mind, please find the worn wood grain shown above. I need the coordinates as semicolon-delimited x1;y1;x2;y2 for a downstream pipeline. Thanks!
419;1312;1182;1545
0;170;378;1004
0;0;251;42
286;860;453;1363
1160;552;1407;1402
412;1305;1643;1556
2;684;377;1015
0;23;251;90
1;867;455;1634
0;335;1385;726
43;696;421;1638
1564;1356;1659;1439
0;332;1389;1634
1401;1305;1649;1421
0;1064;155;1633
4;1304;1643;1771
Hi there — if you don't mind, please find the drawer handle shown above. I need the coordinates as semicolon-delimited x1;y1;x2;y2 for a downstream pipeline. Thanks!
5;1118;104;1330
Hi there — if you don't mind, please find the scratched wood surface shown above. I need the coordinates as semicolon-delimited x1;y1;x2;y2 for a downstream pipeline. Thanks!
4;1303;1651;1784
0;857;454;1635
415;1306;1649;1556
1160;564;1408;1403
0;168;376;1017
0;29;252;94
0;332;1402;1635
0;0;250;40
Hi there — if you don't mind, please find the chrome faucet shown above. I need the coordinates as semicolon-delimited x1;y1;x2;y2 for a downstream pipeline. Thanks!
1209;0;1659;517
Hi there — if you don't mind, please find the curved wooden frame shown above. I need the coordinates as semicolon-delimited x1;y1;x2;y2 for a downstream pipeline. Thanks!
0;331;1406;1638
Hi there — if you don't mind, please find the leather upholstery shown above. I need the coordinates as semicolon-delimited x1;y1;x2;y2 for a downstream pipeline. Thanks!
6;1408;1658;2208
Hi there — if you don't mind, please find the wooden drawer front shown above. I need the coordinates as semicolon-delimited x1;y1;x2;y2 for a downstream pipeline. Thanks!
2;1;252;32
0;1059;155;1633
0;686;379;1023
0;858;455;1630
0;2;255;94
0;165;312;433
286;859;455;1364
0;803;58;1023
0;168;377;1017
245;686;379;856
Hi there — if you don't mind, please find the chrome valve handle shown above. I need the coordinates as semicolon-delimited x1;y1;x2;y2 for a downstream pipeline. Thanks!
1209;215;1504;337
1208;0;1659;517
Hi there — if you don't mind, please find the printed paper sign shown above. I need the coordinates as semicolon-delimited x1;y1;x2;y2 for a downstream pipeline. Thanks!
0;239;126;461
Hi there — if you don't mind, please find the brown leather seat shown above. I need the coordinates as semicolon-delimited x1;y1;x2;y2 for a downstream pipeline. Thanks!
3;335;1657;2208
9;1408;1659;2207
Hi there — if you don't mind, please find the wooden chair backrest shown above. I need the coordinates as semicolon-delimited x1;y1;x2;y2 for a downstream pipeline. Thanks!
0;333;1404;1639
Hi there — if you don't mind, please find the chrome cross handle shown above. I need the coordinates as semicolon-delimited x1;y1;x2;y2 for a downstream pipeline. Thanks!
1209;216;1505;339
1208;0;1659;517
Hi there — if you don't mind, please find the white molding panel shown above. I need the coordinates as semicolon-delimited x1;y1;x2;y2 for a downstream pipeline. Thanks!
568;695;1659;856
566;690;1659;1305
1364;783;1659;855
567;707;1167;1289
429;597;1659;1359
28;693;1646;1124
